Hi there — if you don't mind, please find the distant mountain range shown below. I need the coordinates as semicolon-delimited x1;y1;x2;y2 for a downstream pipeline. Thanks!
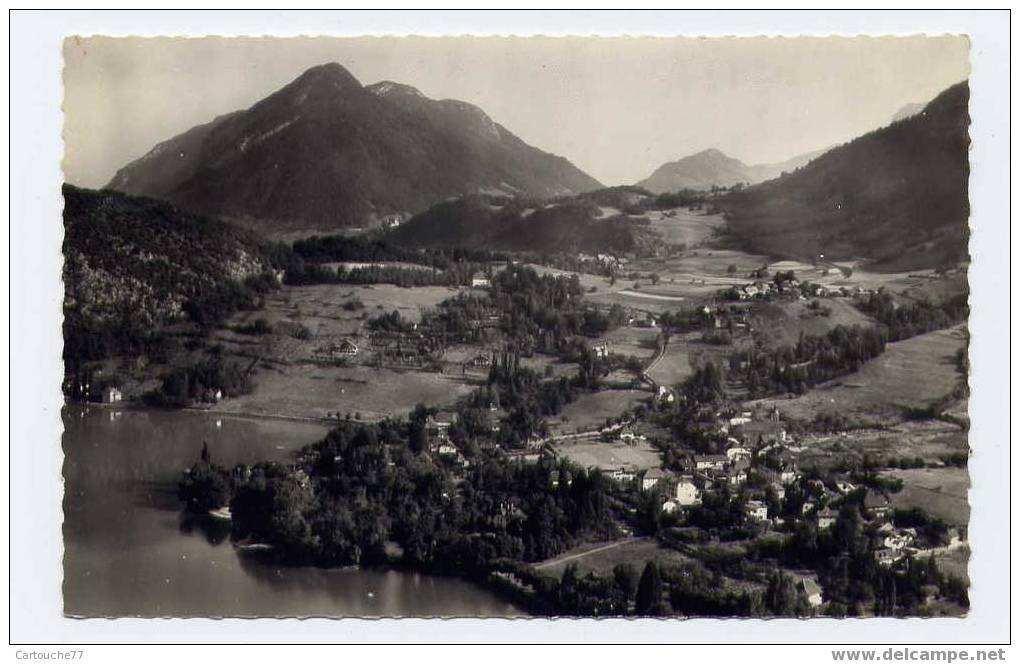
107;63;601;235
635;147;829;193
717;81;970;271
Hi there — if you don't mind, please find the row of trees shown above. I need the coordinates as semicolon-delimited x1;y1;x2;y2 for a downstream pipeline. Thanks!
731;325;888;397
855;290;969;342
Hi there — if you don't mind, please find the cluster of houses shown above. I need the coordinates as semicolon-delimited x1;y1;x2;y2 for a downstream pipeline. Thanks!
425;413;472;469
577;253;627;270
729;277;877;303
312;338;360;362
634;409;804;522
379;211;411;229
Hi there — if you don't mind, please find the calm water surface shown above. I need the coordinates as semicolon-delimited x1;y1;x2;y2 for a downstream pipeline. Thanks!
62;405;524;617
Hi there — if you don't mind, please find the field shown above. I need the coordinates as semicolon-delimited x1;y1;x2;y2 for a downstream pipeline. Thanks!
792;420;969;472
532;537;693;577
644;207;725;248
645;338;694;387
594;325;660;362
531;536;767;598
552;438;661;471
883;467;970;526
209;363;476;421
550;389;649;434
753;325;968;421
205;283;482;419
749;298;876;350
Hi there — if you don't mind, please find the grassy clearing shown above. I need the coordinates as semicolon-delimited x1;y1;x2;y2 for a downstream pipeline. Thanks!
644;208;725;248
552;438;661;471
646;339;694;387
209;363;476;420
550;389;648;434
533;537;693;577
750;298;876;350
792;420;968;472
883;466;970;526
595;326;660;362
756;325;967;421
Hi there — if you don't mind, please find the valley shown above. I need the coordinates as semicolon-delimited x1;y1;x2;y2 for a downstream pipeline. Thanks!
60;62;973;619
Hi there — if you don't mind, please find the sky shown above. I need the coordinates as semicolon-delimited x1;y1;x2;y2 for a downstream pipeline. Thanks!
63;35;970;188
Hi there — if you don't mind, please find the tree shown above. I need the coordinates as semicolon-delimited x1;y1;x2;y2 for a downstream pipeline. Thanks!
635;561;663;615
178;459;230;513
409;422;428;454
765;571;812;616
613;563;640;607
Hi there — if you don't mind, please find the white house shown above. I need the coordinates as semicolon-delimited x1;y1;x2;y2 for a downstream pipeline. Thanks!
694;455;727;472
641;468;667;492
675;476;701;506
471;274;491;288
592;342;610;359
657;385;676;403
884;532;913;551
611;467;636;483
874;547;903;566
745;500;769;522
727;468;748;487
101;386;123;404
835;480;857;495
726;446;752;462
817;507;838;530
798;579;823;607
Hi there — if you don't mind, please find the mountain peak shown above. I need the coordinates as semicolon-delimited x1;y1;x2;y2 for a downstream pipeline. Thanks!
105;64;600;231
695;148;728;159
367;80;427;100
288;62;362;94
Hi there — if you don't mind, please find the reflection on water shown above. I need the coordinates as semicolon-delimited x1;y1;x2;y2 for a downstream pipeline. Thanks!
62;405;523;617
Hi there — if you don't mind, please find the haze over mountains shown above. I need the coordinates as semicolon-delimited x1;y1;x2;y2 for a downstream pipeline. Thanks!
636;147;830;193
717;81;970;271
107;63;601;234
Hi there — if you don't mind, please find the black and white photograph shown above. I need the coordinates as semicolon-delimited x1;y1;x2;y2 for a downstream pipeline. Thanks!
7;8;1014;651
57;32;975;620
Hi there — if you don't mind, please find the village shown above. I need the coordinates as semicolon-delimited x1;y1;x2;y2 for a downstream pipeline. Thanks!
68;200;971;617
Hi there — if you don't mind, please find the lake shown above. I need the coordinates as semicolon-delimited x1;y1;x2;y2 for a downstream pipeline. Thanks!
62;405;524;617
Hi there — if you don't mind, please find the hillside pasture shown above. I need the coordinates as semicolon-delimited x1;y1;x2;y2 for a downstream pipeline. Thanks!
646;339;694;387
208;363;475;421
550;389;649;434
882;467;970;526
532;537;694;577
756;325;967;421
792;420;968;472
646;207;726;248
596;326;661;362
552;438;661;472
749;298;876;350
